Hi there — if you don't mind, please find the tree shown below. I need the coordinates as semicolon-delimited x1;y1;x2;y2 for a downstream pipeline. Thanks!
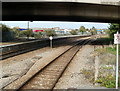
19;30;33;39
90;26;97;35
1;24;15;42
12;27;20;37
104;29;110;34
108;23;119;39
34;32;43;39
79;26;86;35
45;29;56;37
1;24;12;32
70;30;78;35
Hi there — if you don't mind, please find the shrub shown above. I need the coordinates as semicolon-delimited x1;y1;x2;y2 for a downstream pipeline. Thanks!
19;30;33;38
45;29;56;37
1;24;15;42
70;30;78;35
33;32;43;39
108;23;119;39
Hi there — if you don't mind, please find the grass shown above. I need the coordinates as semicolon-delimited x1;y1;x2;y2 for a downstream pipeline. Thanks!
95;36;120;55
80;69;94;83
95;46;120;55
106;47;116;55
94;36;118;88
102;66;113;70
96;74;115;88
95;46;120;88
81;68;116;88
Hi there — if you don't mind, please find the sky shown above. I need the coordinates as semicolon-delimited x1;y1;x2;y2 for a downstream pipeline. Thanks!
0;21;109;29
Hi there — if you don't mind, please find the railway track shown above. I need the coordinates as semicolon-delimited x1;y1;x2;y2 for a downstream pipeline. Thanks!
7;39;91;90
1;35;90;60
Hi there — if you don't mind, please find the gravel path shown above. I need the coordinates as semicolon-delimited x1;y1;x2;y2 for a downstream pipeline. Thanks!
1;45;72;89
0;47;49;89
54;45;106;89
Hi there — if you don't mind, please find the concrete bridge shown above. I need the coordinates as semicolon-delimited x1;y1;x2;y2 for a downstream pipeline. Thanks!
2;0;120;23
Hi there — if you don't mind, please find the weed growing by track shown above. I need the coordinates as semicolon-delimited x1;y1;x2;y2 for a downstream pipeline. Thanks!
95;74;115;88
95;46;117;88
80;69;94;83
81;44;118;88
95;46;120;55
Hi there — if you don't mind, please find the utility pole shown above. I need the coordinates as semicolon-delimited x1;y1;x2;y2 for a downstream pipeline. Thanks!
28;21;29;30
27;21;33;39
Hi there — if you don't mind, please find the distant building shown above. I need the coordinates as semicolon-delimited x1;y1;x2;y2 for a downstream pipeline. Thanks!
53;27;60;30
96;30;104;34
64;29;72;34
14;27;31;31
32;27;73;35
55;29;64;34
33;30;44;32
19;29;28;31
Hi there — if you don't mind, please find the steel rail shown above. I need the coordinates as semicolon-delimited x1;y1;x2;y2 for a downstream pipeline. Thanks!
14;39;91;90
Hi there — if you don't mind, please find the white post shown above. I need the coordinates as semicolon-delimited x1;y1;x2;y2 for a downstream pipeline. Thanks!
50;39;52;48
49;36;53;48
116;31;119;89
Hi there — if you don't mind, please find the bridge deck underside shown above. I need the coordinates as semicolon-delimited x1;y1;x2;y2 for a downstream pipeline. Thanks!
2;2;120;23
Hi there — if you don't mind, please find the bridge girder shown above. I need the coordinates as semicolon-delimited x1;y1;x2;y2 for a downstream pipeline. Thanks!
2;2;120;23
